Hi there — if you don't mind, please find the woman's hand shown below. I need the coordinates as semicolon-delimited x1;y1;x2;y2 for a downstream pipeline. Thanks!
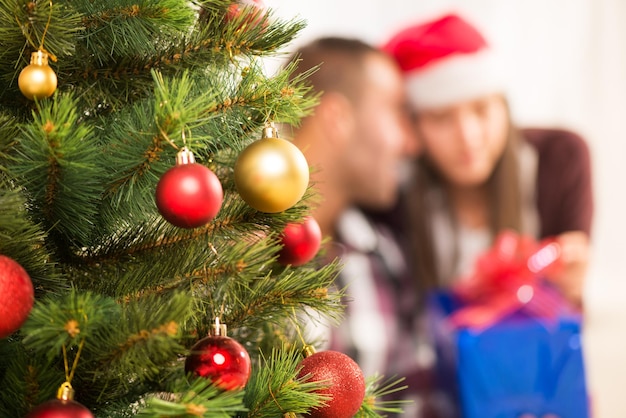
545;231;590;308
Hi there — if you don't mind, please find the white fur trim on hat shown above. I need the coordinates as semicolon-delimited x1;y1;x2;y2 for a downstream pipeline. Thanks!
406;49;507;110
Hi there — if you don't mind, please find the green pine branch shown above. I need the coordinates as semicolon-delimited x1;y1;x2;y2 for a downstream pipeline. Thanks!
137;377;246;417
9;93;104;248
0;1;402;416
0;0;81;86
73;0;197;66
19;290;193;406
0;340;62;415
21;290;120;359
0;111;21;157
0;0;305;111
242;347;327;417
358;375;410;417
0;176;66;295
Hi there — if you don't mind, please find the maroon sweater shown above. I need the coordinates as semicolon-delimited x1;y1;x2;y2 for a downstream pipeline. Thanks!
523;128;593;238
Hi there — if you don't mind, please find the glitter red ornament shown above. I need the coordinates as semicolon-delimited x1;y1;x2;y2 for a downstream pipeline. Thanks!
185;319;251;391
0;255;34;338
155;147;223;228
278;216;322;266
26;382;94;418
296;348;365;418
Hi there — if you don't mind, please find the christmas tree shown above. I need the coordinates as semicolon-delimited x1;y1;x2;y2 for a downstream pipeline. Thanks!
0;0;405;417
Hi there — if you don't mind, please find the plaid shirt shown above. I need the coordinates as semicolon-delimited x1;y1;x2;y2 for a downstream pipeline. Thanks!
328;208;453;418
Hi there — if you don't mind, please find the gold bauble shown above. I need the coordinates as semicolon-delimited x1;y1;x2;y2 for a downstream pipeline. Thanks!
18;51;57;100
235;126;309;213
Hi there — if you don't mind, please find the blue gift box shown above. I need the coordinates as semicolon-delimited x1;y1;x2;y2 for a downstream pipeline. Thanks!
428;292;590;418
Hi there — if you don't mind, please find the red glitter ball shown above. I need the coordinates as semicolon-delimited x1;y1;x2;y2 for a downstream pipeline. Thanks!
0;255;34;338
297;350;365;418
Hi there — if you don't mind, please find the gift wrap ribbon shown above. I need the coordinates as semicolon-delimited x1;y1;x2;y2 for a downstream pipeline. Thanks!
449;230;568;330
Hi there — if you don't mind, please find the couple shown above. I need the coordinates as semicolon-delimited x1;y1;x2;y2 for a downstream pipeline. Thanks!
288;12;593;418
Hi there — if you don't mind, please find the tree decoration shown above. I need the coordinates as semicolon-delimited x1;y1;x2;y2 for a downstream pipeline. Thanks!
0;255;34;338
185;318;252;391
235;123;309;213
0;0;352;415
155;147;223;228
278;216;322;266
296;347;366;418
225;0;266;27
26;329;93;418
18;50;58;101
25;382;94;418
17;0;58;100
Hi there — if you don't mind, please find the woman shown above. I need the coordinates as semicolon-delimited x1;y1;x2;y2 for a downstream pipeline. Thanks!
382;13;593;307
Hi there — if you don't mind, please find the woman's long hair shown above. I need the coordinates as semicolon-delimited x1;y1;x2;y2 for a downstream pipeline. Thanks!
407;102;524;292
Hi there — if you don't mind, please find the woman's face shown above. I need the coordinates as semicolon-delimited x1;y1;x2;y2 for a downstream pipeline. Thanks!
416;94;509;187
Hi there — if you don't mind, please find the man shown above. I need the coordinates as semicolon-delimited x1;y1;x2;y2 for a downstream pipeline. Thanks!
289;38;417;237
287;38;438;417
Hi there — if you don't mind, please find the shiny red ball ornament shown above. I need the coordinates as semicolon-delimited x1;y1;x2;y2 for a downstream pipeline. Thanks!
26;383;94;418
278;216;322;266
155;148;223;228
0;255;34;338
297;349;366;418
25;399;94;418
185;323;251;391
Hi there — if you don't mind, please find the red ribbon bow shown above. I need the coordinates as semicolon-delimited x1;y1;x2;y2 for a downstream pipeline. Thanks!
449;230;566;330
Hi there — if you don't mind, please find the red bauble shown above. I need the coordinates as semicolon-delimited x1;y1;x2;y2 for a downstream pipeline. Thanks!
185;335;251;391
225;0;266;27
297;350;365;418
155;150;223;229
0;255;34;338
278;216;322;266
25;398;94;418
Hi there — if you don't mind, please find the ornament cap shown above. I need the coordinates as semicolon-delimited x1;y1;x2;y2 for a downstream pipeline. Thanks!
30;50;49;66
261;122;278;139
302;344;316;357
57;382;75;401
176;147;196;165
211;317;228;337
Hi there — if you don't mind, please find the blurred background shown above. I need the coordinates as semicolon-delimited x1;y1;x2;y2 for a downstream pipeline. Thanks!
263;0;626;416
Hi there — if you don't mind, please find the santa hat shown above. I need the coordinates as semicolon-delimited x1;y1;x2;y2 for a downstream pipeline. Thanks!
382;13;506;110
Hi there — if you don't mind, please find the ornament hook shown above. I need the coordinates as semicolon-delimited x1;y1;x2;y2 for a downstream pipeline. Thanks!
212;317;228;337
262;121;278;139
39;0;55;58
62;337;85;387
56;381;75;401
16;0;57;61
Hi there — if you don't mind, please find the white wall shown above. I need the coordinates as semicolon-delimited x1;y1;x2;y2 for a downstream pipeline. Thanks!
266;1;626;416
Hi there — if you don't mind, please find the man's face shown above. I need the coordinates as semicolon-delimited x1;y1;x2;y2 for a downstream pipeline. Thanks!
342;54;418;210
416;94;509;187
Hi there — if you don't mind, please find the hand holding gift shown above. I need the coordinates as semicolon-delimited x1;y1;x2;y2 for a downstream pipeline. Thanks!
427;230;590;418
545;231;589;308
450;230;574;329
